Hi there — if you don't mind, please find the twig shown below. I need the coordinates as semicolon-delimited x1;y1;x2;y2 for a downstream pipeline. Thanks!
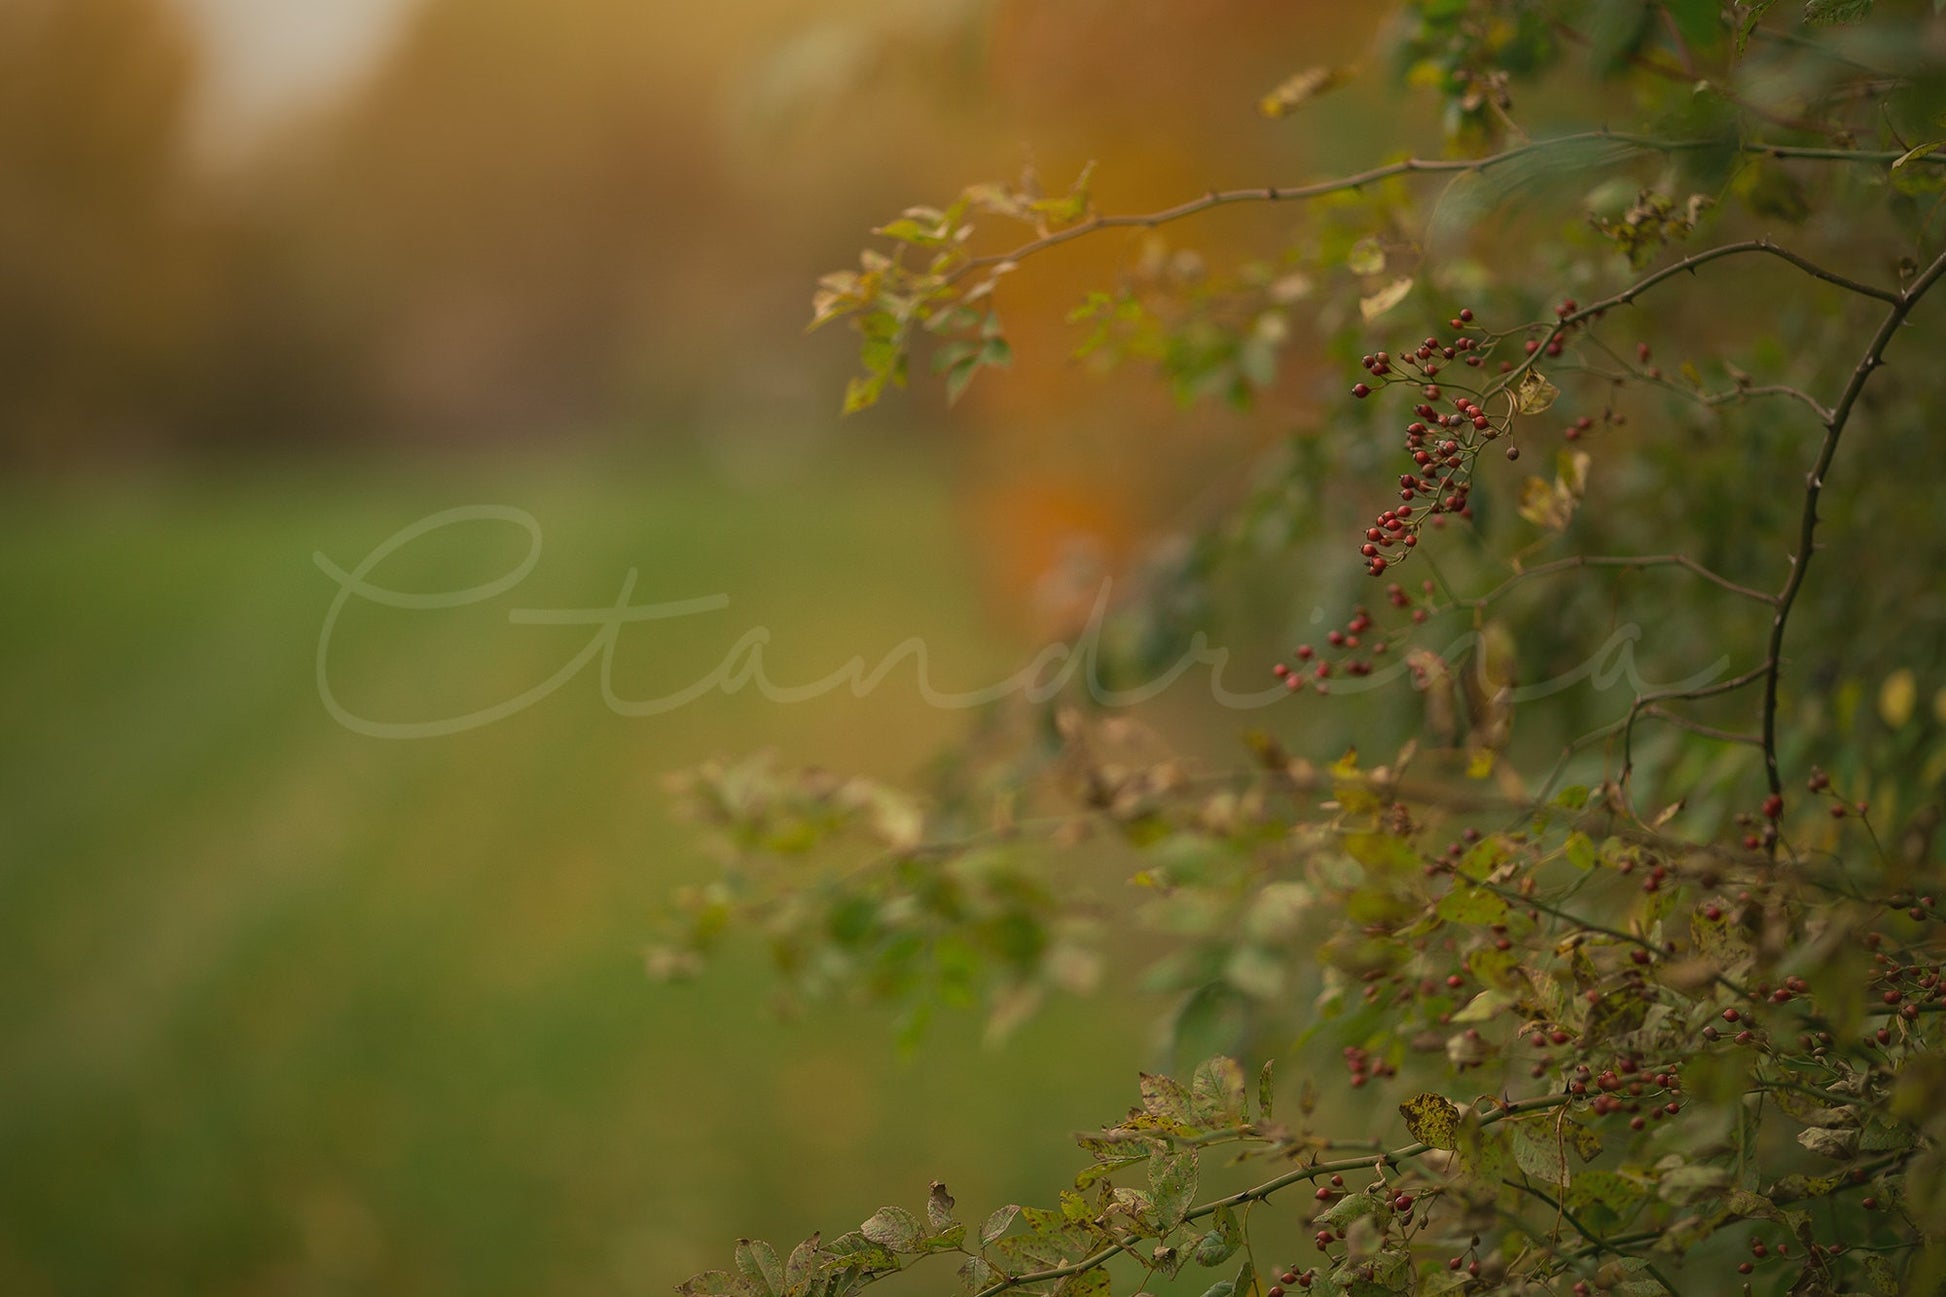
973;1093;1573;1297
1461;553;1776;610
1640;705;1764;747
942;136;1942;287
1759;246;1946;797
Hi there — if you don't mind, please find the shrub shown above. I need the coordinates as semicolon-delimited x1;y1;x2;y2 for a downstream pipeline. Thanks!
671;4;1946;1293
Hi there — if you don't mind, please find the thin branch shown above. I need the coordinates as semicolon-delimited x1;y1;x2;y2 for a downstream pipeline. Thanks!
1759;245;1946;796
1639;705;1765;747
1502;1179;1646;1270
1557;341;1836;423
1461;553;1776;610
1620;659;1774;787
1565;240;1900;312
1704;383;1835;423
943;135;1941;286
972;1093;1574;1297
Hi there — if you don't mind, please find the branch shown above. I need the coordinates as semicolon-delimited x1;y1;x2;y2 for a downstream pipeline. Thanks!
1461;553;1776;611
1640;705;1764;748
973;1093;1574;1297
1619;660;1774;786
1759;246;1946;796
1557;342;1836;424
944;135;1941;285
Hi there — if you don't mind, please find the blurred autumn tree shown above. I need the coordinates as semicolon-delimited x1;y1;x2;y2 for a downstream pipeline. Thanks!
0;0;216;462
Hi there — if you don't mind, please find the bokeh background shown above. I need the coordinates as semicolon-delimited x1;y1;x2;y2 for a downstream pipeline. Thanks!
0;3;1387;1294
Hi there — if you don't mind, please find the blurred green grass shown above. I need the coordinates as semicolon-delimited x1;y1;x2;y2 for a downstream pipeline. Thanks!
0;445;1155;1297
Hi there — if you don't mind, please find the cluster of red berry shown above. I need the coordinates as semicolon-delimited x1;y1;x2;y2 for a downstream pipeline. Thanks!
1866;953;1944;1045
1340;1044;1397;1088
1263;1260;1317;1292
1347;310;1535;577
1270;582;1435;695
1566;1056;1684;1131
1521;297;1586;359
1731;1229;1836;1277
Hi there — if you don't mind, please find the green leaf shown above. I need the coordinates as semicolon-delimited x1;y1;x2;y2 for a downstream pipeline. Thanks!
1735;0;1777;51
859;1208;923;1253
1456;1114;1514;1188
1469;945;1518;990
784;1236;822;1297
873;217;948;247
1566;1170;1642;1223
1192;1204;1243;1268
1149;1149;1199;1227
821;1231;897;1274
843;374;885;415
942;356;981;406
957;1257;996;1293
1257;1060;1275;1125
1657;1163;1732;1203
980;1205;1019;1246
1318;1189;1379;1230
1453;987;1514;1023
1804;0;1873;25
680;1270;745;1297
1456;836;1506;881
1139;1072;1195;1125
1191;1056;1248;1127
737;1240;786;1297
1054;1268;1110;1297
1435;886;1508;926
1510;1121;1571;1186
1399;1093;1462;1150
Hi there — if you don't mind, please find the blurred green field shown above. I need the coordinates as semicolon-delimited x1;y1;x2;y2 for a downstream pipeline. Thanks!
0;445;1156;1297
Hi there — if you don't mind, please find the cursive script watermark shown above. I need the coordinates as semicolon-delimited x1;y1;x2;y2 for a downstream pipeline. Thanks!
315;506;1730;739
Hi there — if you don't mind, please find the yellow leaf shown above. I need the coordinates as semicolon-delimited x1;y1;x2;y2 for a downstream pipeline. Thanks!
1892;139;1946;171
1880;668;1917;729
1517;475;1566;530
1258;66;1350;118
1558;450;1590;497
1515;370;1560;414
1399;1092;1461;1150
1359;276;1414;322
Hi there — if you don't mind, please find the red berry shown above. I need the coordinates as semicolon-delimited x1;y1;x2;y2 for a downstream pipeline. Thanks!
1352;383;1372;398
